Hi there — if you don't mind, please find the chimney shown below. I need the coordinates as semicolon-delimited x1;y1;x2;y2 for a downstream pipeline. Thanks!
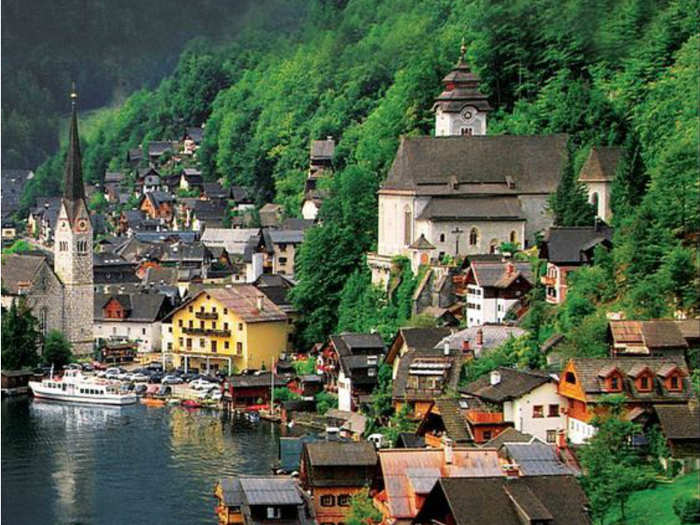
490;370;501;386
506;262;515;276
256;294;264;311
325;427;339;441
443;437;453;465
462;339;470;352
443;341;450;356
556;429;567;450
476;328;483;347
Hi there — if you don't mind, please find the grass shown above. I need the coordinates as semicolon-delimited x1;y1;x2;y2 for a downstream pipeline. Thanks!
603;471;700;525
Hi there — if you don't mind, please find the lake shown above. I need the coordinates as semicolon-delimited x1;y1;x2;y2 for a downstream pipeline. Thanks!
1;398;282;524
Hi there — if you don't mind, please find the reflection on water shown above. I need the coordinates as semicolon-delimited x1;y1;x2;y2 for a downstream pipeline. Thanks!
2;398;280;524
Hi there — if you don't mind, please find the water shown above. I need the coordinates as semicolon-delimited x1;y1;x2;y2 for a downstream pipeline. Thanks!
1;398;283;524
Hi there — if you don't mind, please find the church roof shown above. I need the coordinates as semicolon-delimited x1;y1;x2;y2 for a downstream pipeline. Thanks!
409;233;435;250
1;254;50;294
62;89;87;223
578;146;623;182
433;47;492;114
417;196;525;222
382;135;568;195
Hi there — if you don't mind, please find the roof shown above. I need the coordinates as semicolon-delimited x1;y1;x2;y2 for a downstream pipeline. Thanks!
268;229;304;244
324;409;367;435
578;146;623;182
378;448;503;518
201;228;260;255
104;171;124;184
202;181;227;198
434;398;471;442
62;101;86;204
416;476;591;525
417;196;524;222
393;348;463;402
675;320;700;341
501;442;576;476
469;260;533;288
332;333;385;354
1;254;50;294
382;134;568;195
230;186;254;203
439;325;526;352
238;476;302;505
281;218;314;231
219;478;244;507
567;357;690;402
228;372;288;388
200;286;286;323
542;225;614;265
433;58;492;114
304;440;377;467
461;367;552;403
654;404;700;440
310;138;335;161
409;233;435;250
396;433;425;448
185;126;204;143
148;141;173;156
398;327;453;353
94;292;169;322
482;427;535;448
279;435;321;472
143;266;178;286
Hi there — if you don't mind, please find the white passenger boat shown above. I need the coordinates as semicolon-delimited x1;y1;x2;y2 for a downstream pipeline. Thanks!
29;368;137;406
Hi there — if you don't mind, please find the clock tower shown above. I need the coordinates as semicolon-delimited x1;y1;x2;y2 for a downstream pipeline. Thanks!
54;85;94;356
433;41;492;137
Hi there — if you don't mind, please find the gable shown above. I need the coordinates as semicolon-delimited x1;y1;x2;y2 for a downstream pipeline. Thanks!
558;361;587;402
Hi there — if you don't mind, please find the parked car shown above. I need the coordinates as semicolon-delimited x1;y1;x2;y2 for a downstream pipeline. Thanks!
116;370;131;381
130;373;150;383
104;367;121;380
148;373;163;384
162;375;183;385
189;379;216;391
81;363;94;372
146;362;163;372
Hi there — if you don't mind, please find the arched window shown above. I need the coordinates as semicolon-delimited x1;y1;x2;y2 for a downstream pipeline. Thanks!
439;233;445;243
469;228;479;246
565;372;576;384
510;231;517;244
489;240;498;254
404;206;412;246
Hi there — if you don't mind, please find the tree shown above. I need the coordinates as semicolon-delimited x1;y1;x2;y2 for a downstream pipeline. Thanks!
578;397;655;523
549;141;595;227
42;330;73;369
88;191;108;213
344;490;382;525
2;239;32;255
1;299;41;369
315;391;338;415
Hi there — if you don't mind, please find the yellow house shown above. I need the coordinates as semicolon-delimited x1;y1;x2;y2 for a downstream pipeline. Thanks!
170;285;288;373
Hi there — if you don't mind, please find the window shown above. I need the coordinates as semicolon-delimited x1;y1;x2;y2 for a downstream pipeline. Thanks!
469;227;479;246
223;308;228;315
59;241;68;252
211;341;217;353
482;430;492;440
439;233;445;242
548;404;559;417
266;507;281;519
188;320;193;328
168;326;172;333
238;323;243;331
404;208;412;246
142;328;146;335
279;257;287;264
368;368;376;377
546;430;557;443
200;306;204;312
186;338;192;349
337;494;351;507
533;405;544;418
224;322;229;331
640;376;650;391
320;495;335;507
670;375;681;390
610;376;620;390
167;342;172;350
565;372;576;384
200;338;206;348
224;341;230;350
460;127;473;136
510;231;517;243
211;322;216;330
188;306;193;313
199;321;204;329
178;337;183;346
236;342;243;354
178;320;183;327
212;307;217;313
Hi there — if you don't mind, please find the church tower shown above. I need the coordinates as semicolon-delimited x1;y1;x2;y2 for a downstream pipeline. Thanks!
433;41;492;136
54;85;94;356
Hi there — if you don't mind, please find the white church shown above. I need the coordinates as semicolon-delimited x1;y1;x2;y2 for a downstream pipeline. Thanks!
368;45;611;285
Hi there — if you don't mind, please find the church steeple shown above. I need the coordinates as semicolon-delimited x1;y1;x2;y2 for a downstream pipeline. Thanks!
433;41;492;136
63;83;86;202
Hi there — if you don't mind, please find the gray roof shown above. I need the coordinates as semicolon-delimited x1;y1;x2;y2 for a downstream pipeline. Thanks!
393;348;463;402
94;292;170;322
382;134;568;195
1;254;50;294
310;138;335;160
281;218;315;231
279;436;322;472
482;428;535;448
304;441;377;467
333;332;385;352
104;171;124;184
148;141;173;156
578;146;623;182
133;231;198;244
202;182;227;198
541;225;613;265
654;404;700;440
238;477;302;505
461;367;552;403
219;478;244;507
469;260;534;288
268;229;305;244
438;325;526;351
417;196;525;222
501;442;576;476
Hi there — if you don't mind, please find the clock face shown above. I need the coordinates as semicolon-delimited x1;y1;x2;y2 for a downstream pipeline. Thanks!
461;106;477;122
76;218;89;233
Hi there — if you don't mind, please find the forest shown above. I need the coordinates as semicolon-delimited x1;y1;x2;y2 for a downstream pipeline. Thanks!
16;0;699;353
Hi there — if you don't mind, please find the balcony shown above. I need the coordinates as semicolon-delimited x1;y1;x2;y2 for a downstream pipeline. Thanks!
182;327;231;337
195;311;218;320
541;275;556;286
466;410;504;424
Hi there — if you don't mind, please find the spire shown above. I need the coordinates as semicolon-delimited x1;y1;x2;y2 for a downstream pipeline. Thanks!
63;82;85;202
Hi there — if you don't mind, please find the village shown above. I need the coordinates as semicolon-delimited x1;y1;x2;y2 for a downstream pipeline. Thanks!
1;35;699;525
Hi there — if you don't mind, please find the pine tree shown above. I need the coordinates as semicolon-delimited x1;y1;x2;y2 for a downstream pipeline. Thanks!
549;142;595;226
1;299;41;370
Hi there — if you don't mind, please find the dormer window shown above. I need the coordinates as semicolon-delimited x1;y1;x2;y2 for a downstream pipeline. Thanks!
610;376;620;391
669;375;681;391
639;375;651;391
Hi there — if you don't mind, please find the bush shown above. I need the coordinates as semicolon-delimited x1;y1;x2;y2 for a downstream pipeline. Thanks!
673;494;700;524
315;391;337;415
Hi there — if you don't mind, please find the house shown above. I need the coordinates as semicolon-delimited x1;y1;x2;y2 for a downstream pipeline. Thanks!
214;476;314;525
653;403;700;460
324;408;368;440
386;327;452;368
498;441;577;477
299;441;377;525
373;445;503;523
136;166;161;190
231;186;255;209
93;292;171;353
368;47;570;285
29;197;61;244
118;210;148;235
202;181;229;201
437;324;527;359
321;332;385;411
148;141;174;163
608;319;689;359
192;200;228;230
261;228;305;276
460;259;533;327
168;285;288;373
139;191;175;221
301;136;335;220
1;369;35;396
93;252;139;285
142;173;162;194
461;367;566;444
223;372;288;408
411;262;458;316
391;342;463;420
201;228;263;283
182;127;203;155
179;168;203;192
259;203;283;228
558;357;691;444
578;146;623;223
413;475;591;525
416;397;474;447
126;146;143;167
539;223;613;304
287;374;324;397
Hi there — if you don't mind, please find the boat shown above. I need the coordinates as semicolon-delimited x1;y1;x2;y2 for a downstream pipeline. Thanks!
168;398;181;406
245;410;260;423
140;397;166;407
181;399;202;408
28;368;137;406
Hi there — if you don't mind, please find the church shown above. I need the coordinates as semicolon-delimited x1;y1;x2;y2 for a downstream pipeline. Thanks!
368;45;604;286
1;88;94;356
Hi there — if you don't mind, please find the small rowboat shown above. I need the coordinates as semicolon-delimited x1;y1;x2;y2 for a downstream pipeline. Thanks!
140;397;166;407
181;399;202;408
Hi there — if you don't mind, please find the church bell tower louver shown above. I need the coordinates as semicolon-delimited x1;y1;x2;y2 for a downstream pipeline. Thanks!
53;84;94;356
